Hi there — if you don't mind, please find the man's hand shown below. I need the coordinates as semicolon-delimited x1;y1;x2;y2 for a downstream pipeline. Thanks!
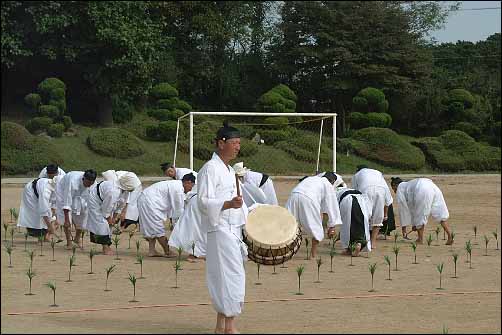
224;196;243;210
327;227;336;238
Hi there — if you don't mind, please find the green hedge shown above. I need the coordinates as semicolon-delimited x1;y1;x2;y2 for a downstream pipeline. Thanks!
350;127;425;170
62;116;73;130
453;122;481;140
1;122;31;149
39;104;60;119
47;123;65;138
150;83;178;99
25;117;53;133
24;93;41;109
87;128;146;158
271;84;298;102
449;88;475;108
38;78;66;99
357;87;385;106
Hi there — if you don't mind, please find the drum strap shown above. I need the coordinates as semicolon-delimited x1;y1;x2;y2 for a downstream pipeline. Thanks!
339;189;362;203
32;178;41;199
96;181;104;202
259;173;269;188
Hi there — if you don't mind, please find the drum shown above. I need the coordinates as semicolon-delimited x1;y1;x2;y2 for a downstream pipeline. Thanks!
243;204;302;265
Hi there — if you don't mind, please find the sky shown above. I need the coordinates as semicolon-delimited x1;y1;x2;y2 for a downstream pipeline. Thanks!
430;1;501;43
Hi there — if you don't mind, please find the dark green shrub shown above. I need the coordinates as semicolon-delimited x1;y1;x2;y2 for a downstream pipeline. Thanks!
337;138;356;153
1;122;31;149
376;99;389;113
263;117;289;129
47;123;65;138
24;93;41;109
350;127;425;170
87;128;145;158
259;129;290;144
352;96;368;113
62;116;73;130
176;100;192;113
439;130;476;151
27;117;53;133
38;78;66;99
366;113;391;128
112;96;134;124
48;88;65;101
283;99;296;111
453;122;481;140
157;121;178;141
39;105;60;119
488;121;501;147
271;102;286;113
258;92;285;107
449;89;475;108
271;84;298;102
150;83;178;99
48;99;66;114
348;112;368;129
357;87;385;106
168;109;185;121
145;125;160;140
411;138;465;171
157;98;179;110
238;138;259;157
448;101;464;120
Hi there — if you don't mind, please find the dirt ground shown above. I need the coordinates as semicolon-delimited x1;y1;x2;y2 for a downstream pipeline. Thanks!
1;175;501;334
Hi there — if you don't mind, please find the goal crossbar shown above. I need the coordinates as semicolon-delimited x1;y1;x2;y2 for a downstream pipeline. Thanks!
174;111;338;173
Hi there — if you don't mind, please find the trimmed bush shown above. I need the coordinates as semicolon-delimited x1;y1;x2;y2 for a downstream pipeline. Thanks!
411;137;465;172
112;96;134;124
38;78;66;98
48;99;66;114
47;123;65;138
1;122;31;149
488;121;501;147
238;138;259;157
48;88;65;101
150;83;178;99
157;98;178;110
367;113;391;128
39;105;60;119
348;112;368;129
87;128;145;158
24;93;41;109
62;116;73;130
358;87;385;106
258;92;285;107
376;99;389;113
283;99;296;111
352;96;368;113
350;127;425;170
157;121;178;141
145;125;160;140
263;117;289;129
271;84;298;102
449;89;475;108
259;129;291;144
271;102;286;113
453;122;481;140
439;130;476;151
26;117;53;133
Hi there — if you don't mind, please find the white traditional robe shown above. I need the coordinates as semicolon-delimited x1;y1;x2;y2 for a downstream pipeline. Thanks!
55;171;91;229
396;178;449;228
198;152;248;317
169;187;207;257
175;167;198;181
124;185;142;221
17;178;54;230
351;168;393;227
241;182;267;207
138;180;185;238
39;167;65;209
336;187;372;251
243;170;278;205
285;176;342;242
316;172;347;188
86;180;122;236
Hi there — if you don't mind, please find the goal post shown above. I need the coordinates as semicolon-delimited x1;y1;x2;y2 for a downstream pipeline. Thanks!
173;111;337;175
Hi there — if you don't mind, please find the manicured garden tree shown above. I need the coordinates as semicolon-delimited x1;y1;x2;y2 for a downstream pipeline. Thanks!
25;267;36;295
296;264;305;295
104;264;117;291
128;273;138;302
384;255;391;280
369;263;377;292
350;87;392;130
46;281;58;307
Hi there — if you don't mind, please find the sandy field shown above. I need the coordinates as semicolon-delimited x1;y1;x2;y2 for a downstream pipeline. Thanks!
1;175;501;334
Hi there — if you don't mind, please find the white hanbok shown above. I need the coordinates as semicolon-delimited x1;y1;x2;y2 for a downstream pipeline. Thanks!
316;172;347;188
243;170;278;205
351;168;393;227
198;152;248;317
336;188;372;251
169;187;207;257
86;180;122;236
39;167;65;209
55;171;91;229
138;180;185;238
17;178;54;230
396;178;449;228
285;176;342;242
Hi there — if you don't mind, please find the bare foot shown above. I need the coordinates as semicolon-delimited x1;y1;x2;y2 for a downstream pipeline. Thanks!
103;249;114;256
65;244;73;250
214;328;225;334
377;234;387;240
225;329;239;334
416;239;424;244
148;252;163;257
187;255;197;263
353;243;362;257
163;253;176;258
445;238;454;245
341;249;351;256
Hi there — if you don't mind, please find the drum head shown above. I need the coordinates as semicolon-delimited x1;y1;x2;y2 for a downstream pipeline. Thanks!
245;205;298;248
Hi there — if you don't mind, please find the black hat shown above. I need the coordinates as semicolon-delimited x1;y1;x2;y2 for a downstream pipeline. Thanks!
46;164;59;174
215;121;240;141
356;164;368;172
323;171;338;184
160;162;172;171
181;172;196;183
390;177;403;187
83;169;97;181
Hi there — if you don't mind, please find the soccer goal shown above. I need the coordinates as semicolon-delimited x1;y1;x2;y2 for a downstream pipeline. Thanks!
173;111;337;175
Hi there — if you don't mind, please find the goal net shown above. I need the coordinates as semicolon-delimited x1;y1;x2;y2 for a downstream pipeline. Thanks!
173;112;337;176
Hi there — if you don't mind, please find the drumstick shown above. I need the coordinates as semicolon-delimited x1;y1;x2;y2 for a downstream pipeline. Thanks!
235;174;241;197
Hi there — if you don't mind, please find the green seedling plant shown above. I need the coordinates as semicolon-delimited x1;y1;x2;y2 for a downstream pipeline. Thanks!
255;263;261;285
46;281;58;307
426;234;433;256
3;222;9;241
112;235;121;260
135;240;141;263
465;240;473;269
66;255;75;282
10;227;15;246
437;262;444;289
393;245;400;271
10;208;18;222
493;230;499;250
384;255;391;280
24;231;29;251
435;227;441;245
442;324;448;334
176;246;183;269
71;245;77;265
315;257;322;283
295;264;305;295
38;235;44;256
5;244;13;268
27;250;35;270
173;262;181;288
369;263;377;292
483;235;490;256
305;238;310;260
393;231;399;245
411;242;418;264
137;255;145;279
473;225;478;242
450;231;456;251
349;242;356;266
128;231;134;249
50;238;56;261
452;253;458;278
104;264;116;291
88;248;98;274
128;273;138;302
25;267;36;295
329;246;336;273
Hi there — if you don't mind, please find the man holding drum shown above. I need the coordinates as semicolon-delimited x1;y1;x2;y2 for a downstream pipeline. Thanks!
197;121;248;334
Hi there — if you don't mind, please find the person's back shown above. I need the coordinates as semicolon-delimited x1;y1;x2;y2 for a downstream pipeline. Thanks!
291;176;332;205
352;168;387;191
143;180;184;216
